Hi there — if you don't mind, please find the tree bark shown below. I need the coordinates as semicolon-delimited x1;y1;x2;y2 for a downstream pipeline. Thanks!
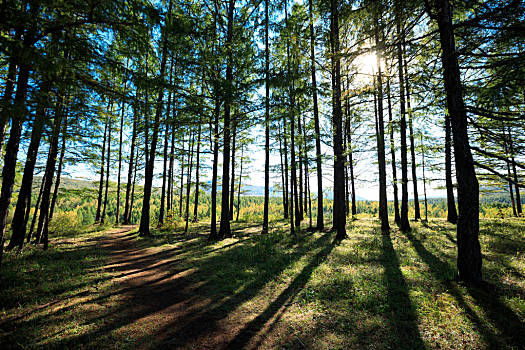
123;93;138;225
229;123;237;221
445;112;458;223
138;0;172;236
8;79;51;250
309;0;324;231
184;130;195;233
387;77;400;225
375;18;389;232
262;0;270;233
236;143;244;222
209;97;220;240
434;0;482;283
95;115;108;223
193;122;201;222
101;107;113;224
330;0;346;239
507;127;522;216
218;0;235;239
403;45;421;221
49;112;68;221
396;15;411;232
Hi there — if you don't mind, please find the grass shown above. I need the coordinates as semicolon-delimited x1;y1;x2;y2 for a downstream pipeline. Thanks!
0;217;524;349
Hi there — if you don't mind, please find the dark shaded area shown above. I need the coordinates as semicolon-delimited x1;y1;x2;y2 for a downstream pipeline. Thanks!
380;233;426;349
404;229;525;349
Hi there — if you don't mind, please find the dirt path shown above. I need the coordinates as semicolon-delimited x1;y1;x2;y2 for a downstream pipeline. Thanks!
75;225;271;350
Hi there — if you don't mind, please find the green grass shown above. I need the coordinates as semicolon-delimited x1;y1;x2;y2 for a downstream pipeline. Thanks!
0;217;524;349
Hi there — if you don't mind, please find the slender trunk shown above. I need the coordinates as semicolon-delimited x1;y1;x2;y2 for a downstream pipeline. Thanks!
309;0;324;231
387;77;400;225
27;174;46;243
262;0;270;233
375;18;389;232
209;97;220;240
278;122;287;217
101;108;113;224
116;95;127;224
348;115;357;216
179;139;185;217
404;45;421;220
193;122;201;222
330;0;346;239
229;123;237;221
0;56;18;158
0;62;31;262
184;130;195;233
123;95;138;225
283;118;290;220
218;0;235;239
421;134;428;221
298;103;304;222
49;112;69;221
8;79;51;250
507;127;522;216
167;113;176;216
36;104;63;249
95;115;108;223
236;144;244;222
128;147;138;224
285;1;298;233
434;0;482;283
396;16;411;232
502;126;517;216
445;112;458;223
138;0;173;236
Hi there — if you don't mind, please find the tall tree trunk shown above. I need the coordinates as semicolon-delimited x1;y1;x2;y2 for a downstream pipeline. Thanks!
49;112;69;221
0;61;31;263
209;97;220;240
348;114;357;217
167;113;176;216
236;144;244;222
184;130;195;233
396;16;411;232
193;122;201;222
502;126;517;217
421;134;428;221
8;79;51;250
387;77;400;225
95;115;108;223
0;55;18;158
433;0;482;283
445;112;458;223
404;45;421;220
507;127;522;216
309;0;324;231
35;104;63;249
298;103;304;222
229;123;237;221
101;108;113;224
375;18;389;232
128;147;138;224
262;0;270;233
283;118;290;220
179;138;186;217
116;81;128;225
138;0;172;236
27;174;46;243
278;122;288;218
218;0;235;239
123;95;138;225
330;0;346;239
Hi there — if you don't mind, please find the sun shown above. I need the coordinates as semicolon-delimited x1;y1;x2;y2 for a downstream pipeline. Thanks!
352;52;378;82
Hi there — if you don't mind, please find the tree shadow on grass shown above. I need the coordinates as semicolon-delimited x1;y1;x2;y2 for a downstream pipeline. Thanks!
40;229;333;349
223;238;337;349
380;233;426;350
404;230;525;349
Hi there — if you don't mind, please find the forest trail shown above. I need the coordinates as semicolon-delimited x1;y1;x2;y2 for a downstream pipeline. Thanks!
72;224;278;350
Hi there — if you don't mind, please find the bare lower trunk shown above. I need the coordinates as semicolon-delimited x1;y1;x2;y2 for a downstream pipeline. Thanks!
445;112;458;223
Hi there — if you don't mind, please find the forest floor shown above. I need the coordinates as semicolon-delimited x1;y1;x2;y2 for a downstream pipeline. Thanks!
1;217;524;349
